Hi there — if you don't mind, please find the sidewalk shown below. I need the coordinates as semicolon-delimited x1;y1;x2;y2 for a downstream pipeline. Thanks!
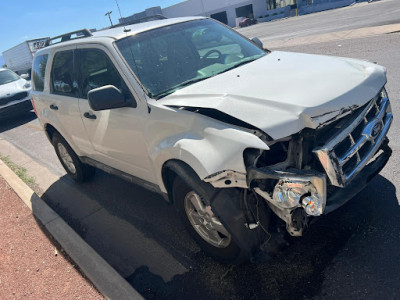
0;175;103;299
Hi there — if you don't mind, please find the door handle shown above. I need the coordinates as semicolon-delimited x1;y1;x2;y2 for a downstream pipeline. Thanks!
84;112;97;120
50;104;58;110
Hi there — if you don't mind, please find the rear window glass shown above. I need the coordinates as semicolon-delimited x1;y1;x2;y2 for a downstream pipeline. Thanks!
32;54;48;92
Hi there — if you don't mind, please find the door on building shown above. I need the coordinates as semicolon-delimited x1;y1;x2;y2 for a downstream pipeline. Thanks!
210;11;228;25
235;4;254;18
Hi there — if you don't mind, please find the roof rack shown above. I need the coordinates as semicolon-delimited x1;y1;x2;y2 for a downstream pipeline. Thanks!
45;29;93;47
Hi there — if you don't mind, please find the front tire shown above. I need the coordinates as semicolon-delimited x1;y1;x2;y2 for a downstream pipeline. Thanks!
173;176;244;263
52;132;95;182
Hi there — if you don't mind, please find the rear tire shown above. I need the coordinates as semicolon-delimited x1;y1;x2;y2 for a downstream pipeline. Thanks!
173;176;244;263
52;132;95;182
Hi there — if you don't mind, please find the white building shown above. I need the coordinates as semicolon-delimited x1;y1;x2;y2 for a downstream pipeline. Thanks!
120;0;295;28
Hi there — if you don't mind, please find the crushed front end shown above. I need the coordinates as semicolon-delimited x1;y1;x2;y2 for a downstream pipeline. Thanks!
247;88;393;237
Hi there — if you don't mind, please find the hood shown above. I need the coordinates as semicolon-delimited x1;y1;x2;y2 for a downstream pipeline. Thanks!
159;51;386;140
0;79;29;98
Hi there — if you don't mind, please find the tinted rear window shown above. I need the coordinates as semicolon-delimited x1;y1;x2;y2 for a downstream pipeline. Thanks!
32;54;48;92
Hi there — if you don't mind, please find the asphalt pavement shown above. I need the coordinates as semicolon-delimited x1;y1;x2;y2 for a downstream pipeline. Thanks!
237;0;400;42
0;1;400;298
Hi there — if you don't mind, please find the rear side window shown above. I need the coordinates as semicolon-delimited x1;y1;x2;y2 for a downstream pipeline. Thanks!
51;50;78;97
32;54;48;92
78;48;134;103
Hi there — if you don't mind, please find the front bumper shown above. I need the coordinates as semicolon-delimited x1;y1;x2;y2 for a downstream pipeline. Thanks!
248;138;392;216
0;99;33;118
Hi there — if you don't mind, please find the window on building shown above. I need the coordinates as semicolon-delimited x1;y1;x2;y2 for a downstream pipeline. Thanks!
210;11;228;25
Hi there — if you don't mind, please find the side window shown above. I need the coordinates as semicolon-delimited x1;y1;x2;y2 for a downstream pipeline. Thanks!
51;50;78;97
32;54;48;92
79;49;133;102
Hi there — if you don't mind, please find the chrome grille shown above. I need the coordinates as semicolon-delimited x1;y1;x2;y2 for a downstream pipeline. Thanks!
0;91;28;106
313;90;393;187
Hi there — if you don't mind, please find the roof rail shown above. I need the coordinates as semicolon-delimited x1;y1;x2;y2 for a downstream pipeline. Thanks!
45;29;93;47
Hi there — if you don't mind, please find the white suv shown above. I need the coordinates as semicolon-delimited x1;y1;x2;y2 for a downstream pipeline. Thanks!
31;17;393;263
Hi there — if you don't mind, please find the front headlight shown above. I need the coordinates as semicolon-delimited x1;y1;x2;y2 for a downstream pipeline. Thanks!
272;179;325;216
24;82;31;89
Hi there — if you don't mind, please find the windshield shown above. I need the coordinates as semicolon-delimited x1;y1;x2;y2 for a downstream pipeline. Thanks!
116;19;265;99
0;70;20;86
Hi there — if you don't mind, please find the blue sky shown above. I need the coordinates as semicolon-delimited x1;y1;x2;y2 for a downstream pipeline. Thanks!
0;0;182;55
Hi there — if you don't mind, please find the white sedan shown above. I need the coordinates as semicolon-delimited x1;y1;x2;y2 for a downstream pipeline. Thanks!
0;68;32;118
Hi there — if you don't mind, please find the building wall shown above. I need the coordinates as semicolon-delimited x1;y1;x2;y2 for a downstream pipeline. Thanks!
162;0;269;27
120;6;163;24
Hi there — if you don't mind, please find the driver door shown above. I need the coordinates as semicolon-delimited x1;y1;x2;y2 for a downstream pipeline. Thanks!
76;45;154;183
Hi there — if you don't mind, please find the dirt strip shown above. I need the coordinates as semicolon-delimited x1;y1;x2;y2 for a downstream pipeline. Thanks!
0;175;104;299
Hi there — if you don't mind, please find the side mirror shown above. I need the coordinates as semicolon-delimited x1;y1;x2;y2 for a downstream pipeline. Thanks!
20;73;29;79
251;37;264;49
88;85;131;111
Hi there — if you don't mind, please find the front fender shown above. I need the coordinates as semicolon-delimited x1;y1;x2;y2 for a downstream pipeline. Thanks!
148;110;269;193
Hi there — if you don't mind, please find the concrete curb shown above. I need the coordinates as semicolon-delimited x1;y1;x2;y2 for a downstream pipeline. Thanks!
0;159;144;300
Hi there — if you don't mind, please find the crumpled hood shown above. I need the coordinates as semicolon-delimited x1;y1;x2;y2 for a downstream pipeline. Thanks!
159;51;386;140
0;79;29;98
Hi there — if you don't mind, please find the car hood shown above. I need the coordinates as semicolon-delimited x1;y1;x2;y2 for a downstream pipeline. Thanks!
0;79;29;97
159;51;386;140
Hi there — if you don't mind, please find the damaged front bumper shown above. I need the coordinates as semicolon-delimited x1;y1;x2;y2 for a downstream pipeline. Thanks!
247;138;392;235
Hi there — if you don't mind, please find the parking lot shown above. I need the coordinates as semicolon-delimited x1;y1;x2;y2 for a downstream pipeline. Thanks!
1;1;399;299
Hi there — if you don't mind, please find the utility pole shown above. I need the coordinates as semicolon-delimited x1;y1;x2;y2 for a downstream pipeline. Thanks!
105;11;113;26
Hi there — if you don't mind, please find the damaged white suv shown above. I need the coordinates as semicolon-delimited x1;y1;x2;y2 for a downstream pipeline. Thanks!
31;17;393;263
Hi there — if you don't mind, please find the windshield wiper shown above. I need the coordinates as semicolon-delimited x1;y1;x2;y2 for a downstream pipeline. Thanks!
218;57;260;75
153;75;213;99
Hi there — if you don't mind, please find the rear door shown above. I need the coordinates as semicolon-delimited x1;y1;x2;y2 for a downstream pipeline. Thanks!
76;45;154;183
43;46;92;155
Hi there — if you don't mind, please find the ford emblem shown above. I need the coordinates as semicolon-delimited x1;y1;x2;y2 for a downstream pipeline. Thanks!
371;122;382;139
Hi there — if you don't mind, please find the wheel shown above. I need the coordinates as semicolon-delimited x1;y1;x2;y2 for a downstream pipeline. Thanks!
52;132;95;182
173;176;243;263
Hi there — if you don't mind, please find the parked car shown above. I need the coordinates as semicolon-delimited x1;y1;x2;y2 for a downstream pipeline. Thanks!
239;17;257;27
0;68;32;118
31;17;392;263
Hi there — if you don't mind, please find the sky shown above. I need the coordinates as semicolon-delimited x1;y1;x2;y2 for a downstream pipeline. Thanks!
0;0;182;54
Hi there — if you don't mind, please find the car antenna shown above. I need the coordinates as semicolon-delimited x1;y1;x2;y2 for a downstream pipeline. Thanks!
114;0;131;32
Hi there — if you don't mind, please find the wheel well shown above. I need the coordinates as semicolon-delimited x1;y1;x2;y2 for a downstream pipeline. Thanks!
161;160;205;204
161;161;180;204
44;124;59;142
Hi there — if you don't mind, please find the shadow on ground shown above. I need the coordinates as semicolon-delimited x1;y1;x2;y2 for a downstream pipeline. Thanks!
35;171;398;299
0;111;36;133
